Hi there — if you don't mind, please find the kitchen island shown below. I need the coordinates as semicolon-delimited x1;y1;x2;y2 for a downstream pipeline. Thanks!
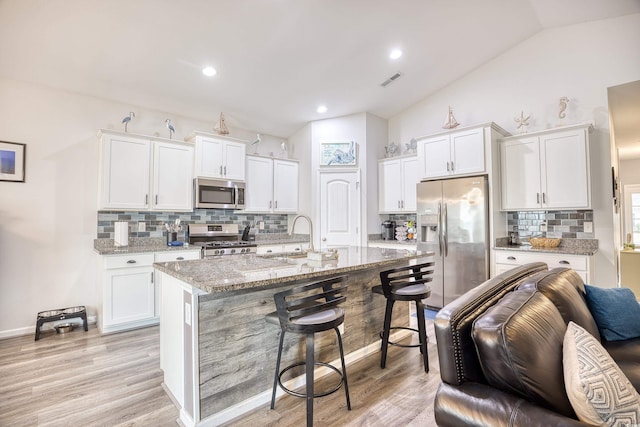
154;246;432;426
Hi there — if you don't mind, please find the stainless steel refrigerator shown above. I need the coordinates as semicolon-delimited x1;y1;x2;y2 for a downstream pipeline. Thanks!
417;175;489;309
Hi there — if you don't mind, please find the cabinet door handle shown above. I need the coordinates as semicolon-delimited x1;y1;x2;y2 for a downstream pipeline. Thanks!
559;260;570;265
450;161;454;171
266;249;273;253
224;166;227;176
269;201;272;209
507;256;516;261
536;193;540;204
127;260;137;264
402;200;405;208
542;193;546;204
294;248;300;252
155;195;158;205
151;272;154;284
145;194;149;205
275;201;278;209
398;200;401;208
220;165;223;175
176;257;184;261
446;161;450;172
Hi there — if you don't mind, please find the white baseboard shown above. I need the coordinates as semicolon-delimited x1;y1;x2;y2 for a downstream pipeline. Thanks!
198;329;411;426
0;315;97;340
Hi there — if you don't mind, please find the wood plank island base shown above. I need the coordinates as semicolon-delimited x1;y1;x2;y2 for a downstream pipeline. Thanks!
154;246;433;426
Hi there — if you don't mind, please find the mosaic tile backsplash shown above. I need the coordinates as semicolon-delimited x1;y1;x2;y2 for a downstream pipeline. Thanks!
507;210;594;239
97;209;289;239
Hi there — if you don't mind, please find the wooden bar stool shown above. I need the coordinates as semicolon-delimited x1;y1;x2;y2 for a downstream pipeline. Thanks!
372;261;434;372
266;275;351;427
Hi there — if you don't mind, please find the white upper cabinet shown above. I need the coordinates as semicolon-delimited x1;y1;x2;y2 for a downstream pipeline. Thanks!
417;127;485;179
187;132;246;180
378;156;419;213
500;123;592;211
99;130;194;211
245;155;298;213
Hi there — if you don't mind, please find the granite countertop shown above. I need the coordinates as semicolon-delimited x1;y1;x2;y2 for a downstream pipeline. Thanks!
154;246;433;294
94;237;199;255
368;237;418;246
493;237;598;256
94;234;310;255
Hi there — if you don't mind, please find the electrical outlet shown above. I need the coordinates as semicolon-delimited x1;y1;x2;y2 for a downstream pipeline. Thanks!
584;221;593;233
540;222;547;232
138;222;146;232
259;221;265;230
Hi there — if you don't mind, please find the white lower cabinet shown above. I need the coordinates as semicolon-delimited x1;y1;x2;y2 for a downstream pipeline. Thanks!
256;242;309;255
493;250;592;283
98;250;200;334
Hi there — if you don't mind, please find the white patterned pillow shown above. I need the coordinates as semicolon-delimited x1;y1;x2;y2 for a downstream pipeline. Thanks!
563;321;640;426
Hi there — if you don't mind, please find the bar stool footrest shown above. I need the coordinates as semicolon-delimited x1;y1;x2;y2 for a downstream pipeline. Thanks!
380;326;428;348
278;361;345;399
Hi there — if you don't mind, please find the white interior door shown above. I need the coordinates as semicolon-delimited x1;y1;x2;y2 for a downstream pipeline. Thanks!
319;170;360;248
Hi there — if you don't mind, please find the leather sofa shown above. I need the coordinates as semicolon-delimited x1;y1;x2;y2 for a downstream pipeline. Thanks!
433;262;640;426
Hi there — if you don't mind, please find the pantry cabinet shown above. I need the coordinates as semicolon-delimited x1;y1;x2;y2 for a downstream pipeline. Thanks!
187;132;246;180
417;126;485;179
98;130;194;211
378;156;419;213
245;155;299;213
97;249;200;334
500;123;592;210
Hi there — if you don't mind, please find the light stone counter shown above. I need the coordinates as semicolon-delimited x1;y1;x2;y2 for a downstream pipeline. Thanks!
154;246;428;294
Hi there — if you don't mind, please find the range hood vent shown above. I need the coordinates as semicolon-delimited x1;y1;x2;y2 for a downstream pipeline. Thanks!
380;72;402;87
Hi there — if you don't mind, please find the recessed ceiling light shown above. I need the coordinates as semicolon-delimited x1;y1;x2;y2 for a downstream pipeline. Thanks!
202;66;217;77
317;105;328;113
390;49;403;60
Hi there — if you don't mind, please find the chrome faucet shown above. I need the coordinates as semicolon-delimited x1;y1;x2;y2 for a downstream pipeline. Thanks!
288;214;314;253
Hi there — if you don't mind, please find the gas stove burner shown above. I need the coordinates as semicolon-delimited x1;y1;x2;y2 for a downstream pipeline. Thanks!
188;223;257;256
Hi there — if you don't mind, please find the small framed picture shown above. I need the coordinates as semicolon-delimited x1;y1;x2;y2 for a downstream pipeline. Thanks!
320;141;357;166
0;141;26;183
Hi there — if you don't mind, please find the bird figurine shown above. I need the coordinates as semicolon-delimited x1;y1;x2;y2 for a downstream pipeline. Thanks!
559;96;570;119
121;112;135;132
165;119;175;139
251;133;261;154
515;111;530;133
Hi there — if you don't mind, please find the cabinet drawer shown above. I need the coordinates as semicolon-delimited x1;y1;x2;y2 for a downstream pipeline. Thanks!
104;253;155;269
494;251;587;271
154;250;201;262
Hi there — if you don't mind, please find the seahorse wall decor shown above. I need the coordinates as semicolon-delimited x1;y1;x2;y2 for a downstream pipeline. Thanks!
559;96;569;119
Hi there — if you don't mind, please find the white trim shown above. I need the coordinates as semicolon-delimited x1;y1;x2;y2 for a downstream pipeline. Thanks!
623;184;640;244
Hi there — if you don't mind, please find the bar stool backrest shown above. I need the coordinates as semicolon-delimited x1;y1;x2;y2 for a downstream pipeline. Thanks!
379;261;435;298
274;275;348;333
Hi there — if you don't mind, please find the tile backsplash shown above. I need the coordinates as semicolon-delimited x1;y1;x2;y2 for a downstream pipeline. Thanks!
507;210;594;239
97;209;289;239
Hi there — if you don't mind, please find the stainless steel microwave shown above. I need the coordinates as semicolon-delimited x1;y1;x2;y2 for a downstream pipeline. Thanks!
194;178;245;209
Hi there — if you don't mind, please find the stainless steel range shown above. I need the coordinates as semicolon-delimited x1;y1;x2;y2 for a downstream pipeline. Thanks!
187;224;257;257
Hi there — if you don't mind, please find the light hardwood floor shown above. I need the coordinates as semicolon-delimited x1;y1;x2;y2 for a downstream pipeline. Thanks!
0;322;439;426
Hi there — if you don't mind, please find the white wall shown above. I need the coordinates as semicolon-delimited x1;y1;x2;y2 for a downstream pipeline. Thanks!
620;158;640;186
0;77;287;337
388;14;640;286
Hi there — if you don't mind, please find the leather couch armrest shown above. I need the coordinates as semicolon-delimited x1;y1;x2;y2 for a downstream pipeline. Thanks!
434;382;589;427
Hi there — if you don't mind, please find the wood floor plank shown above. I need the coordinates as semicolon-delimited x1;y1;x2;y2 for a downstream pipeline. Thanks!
0;317;440;426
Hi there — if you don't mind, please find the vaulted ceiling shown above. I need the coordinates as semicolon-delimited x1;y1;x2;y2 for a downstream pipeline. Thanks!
1;0;638;137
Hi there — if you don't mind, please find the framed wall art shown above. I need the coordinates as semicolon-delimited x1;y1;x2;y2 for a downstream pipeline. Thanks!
0;141;26;183
320;141;357;166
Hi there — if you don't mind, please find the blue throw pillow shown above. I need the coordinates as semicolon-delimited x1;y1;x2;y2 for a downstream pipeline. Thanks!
584;284;640;341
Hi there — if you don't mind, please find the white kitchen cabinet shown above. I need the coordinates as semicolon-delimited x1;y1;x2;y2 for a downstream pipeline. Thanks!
98;130;194;211
500;123;592;210
256;242;309;255
97;249;200;334
188;132;246;180
245;155;299;213
378;156;419;213
99;253;156;334
417;127;485;179
493;250;592;283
